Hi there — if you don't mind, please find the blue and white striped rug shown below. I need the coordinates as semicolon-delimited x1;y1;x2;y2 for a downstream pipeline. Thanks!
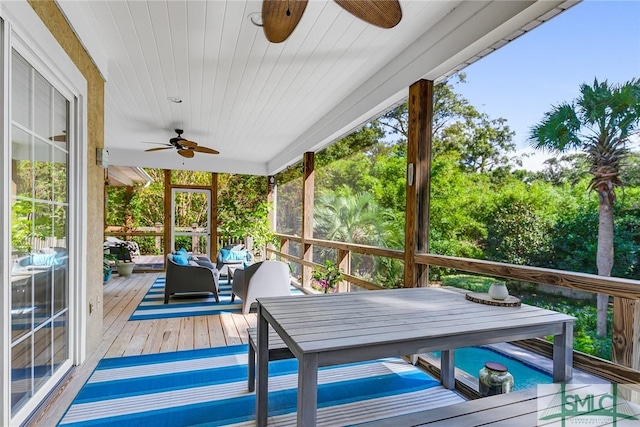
58;344;463;426
130;278;302;321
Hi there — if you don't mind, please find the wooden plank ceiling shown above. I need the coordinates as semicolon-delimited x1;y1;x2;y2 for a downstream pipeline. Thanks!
57;0;576;176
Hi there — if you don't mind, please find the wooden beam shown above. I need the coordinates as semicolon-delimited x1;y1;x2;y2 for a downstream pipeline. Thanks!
277;233;302;243
404;79;433;288
269;248;387;291
267;176;277;257
167;184;211;190
416;80;433;287
417;253;640;299
163;169;171;256
278;232;640;298
267;176;276;230
613;297;640;369
123;186;134;234
337;249;350;292
211;173;218;259
306;237;404;259
302;152;315;289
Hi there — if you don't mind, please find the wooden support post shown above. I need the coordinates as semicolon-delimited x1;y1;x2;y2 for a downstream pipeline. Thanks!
191;223;198;253
211;172;218;259
163;169;171;257
267;175;277;258
337;249;350;292
404;79;434;288
123;185;133;234
154;222;162;253
613;297;640;369
281;238;290;256
302;152;315;289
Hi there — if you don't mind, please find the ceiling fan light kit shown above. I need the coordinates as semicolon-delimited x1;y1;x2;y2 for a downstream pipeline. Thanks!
261;0;401;43
143;129;219;158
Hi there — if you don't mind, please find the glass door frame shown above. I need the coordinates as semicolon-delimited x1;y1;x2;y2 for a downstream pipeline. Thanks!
2;8;88;426
170;188;211;259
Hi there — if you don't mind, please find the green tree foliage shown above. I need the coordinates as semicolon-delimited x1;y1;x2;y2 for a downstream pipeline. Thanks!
550;187;640;278
530;78;640;274
483;181;557;266
620;152;640;187
429;153;487;260
314;188;385;245
315;123;384;167
439;116;516;173
370;144;407;212
380;74;517;174
535;153;591;185
530;78;640;337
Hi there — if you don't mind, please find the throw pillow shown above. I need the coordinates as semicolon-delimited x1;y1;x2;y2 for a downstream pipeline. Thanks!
173;254;189;266
31;252;64;266
229;250;248;261
177;247;188;256
220;248;231;261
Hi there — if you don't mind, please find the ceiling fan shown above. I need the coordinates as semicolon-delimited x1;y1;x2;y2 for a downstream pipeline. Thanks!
261;0;402;43
143;129;219;158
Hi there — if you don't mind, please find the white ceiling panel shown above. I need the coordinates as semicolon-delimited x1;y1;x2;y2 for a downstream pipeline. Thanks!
56;0;577;176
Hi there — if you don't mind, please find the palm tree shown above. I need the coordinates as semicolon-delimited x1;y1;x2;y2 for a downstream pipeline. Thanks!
314;189;384;245
529;78;640;337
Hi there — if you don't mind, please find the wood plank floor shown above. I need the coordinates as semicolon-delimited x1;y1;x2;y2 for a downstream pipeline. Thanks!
28;272;256;426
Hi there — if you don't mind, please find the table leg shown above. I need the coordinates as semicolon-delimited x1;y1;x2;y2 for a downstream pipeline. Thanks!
248;341;256;392
441;349;455;389
297;353;318;427
256;304;269;427
553;321;574;382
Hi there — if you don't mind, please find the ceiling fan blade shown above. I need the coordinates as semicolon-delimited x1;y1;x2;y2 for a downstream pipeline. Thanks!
178;149;195;158
177;139;198;148
334;0;402;29
142;141;171;146
145;146;173;152
193;146;220;155
262;0;308;43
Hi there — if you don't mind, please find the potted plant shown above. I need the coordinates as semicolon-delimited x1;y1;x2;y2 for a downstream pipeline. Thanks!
311;260;343;293
112;241;135;277
103;254;117;283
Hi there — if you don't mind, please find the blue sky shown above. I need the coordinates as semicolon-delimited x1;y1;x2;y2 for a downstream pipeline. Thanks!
455;0;640;170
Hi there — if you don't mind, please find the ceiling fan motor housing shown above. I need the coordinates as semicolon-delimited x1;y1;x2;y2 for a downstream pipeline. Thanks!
143;128;218;156
170;129;185;147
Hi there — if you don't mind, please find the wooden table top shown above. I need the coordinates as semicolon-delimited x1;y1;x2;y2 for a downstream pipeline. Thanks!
257;287;575;356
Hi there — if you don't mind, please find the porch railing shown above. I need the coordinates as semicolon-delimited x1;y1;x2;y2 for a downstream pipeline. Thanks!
105;226;241;256
268;232;640;385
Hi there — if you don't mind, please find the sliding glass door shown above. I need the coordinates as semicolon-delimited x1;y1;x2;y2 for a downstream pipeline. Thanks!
10;49;70;415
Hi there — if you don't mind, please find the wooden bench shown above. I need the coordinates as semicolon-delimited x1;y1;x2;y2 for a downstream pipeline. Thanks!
247;327;294;392
356;383;597;426
247;328;601;425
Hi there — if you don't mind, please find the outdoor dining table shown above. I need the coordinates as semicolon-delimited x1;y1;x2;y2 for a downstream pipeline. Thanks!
255;286;575;427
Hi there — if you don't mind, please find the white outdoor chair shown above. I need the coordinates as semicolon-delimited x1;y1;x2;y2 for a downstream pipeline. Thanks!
231;260;291;314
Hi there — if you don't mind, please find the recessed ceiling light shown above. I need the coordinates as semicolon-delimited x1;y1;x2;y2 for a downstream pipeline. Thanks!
168;97;183;104
248;12;263;27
